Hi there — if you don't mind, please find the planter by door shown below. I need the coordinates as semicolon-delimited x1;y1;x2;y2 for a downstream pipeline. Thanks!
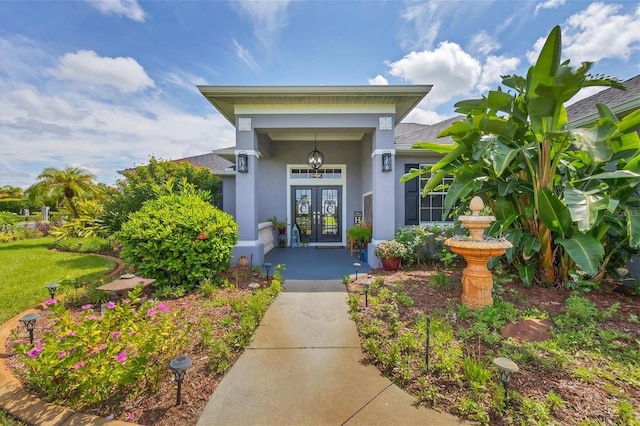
381;257;401;271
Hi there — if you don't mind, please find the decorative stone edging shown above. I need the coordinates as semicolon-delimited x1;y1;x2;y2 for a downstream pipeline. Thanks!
0;253;135;425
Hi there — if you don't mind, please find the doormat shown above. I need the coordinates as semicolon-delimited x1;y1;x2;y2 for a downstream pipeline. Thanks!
316;246;344;249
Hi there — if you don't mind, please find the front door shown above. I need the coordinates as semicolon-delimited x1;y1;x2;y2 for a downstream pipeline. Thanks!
292;186;342;243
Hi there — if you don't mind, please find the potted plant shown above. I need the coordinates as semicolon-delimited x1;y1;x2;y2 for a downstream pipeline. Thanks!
267;216;287;235
375;240;409;271
347;223;372;249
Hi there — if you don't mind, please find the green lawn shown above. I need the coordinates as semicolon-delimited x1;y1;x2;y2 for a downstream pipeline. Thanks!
0;237;115;323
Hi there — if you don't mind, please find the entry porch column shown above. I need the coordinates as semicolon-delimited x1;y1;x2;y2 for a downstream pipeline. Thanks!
233;117;264;266
368;117;396;268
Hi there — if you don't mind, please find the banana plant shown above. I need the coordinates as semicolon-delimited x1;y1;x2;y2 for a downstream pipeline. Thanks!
401;25;639;286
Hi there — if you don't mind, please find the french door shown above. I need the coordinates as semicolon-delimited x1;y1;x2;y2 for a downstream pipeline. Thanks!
291;186;342;243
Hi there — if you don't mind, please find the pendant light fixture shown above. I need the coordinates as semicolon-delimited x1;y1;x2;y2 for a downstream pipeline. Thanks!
307;133;324;170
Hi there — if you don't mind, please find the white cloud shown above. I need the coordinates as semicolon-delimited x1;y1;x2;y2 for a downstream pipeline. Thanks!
478;55;520;92
46;50;155;94
535;0;566;15
368;75;389;85
403;107;450;125
84;0;146;22
563;2;640;63
386;41;482;105
469;31;500;56
0;37;233;187
160;70;209;94
232;39;261;72
399;2;441;50
232;0;291;50
527;3;640;64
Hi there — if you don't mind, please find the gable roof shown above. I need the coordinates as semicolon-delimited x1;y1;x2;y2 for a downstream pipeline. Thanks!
395;116;462;147
567;74;640;126
198;85;432;127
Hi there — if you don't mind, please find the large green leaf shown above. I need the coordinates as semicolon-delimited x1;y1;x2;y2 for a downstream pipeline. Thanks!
411;142;458;154
504;228;523;262
443;177;482;216
556;234;604;275
517;263;536;287
626;206;640;249
487;89;514;113
538;188;571;238
521;234;541;260
491;142;520;177
564;184;611;232
571;122;615;162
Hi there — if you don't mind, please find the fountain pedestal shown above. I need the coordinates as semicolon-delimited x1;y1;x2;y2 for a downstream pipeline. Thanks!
445;197;512;311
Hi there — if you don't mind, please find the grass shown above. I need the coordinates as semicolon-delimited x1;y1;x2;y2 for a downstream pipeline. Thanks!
0;237;115;323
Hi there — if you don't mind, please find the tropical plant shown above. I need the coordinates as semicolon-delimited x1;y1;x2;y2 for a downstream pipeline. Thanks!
402;25;640;286
49;199;105;240
27;166;101;218
347;222;372;247
375;240;409;259
118;184;238;287
98;156;221;235
0;185;24;199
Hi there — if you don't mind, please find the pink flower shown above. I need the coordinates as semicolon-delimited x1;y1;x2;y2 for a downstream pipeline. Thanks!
57;350;66;358
68;331;77;337
44;299;56;305
13;339;23;344
86;315;97;320
69;348;76;354
81;304;92;310
115;351;127;362
27;346;42;359
157;303;168;312
107;301;116;309
112;331;121;340
146;308;156;317
127;414;135;421
72;361;85;370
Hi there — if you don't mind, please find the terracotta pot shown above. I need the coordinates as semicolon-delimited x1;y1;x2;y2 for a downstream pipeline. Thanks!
237;256;249;268
381;257;401;271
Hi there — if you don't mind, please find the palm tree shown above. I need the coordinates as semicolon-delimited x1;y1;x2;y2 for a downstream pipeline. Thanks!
28;166;100;218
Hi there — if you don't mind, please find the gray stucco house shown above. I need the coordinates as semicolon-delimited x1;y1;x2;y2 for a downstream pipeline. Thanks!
186;76;638;270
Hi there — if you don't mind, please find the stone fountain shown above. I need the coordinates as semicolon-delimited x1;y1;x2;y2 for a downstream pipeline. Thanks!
445;196;512;311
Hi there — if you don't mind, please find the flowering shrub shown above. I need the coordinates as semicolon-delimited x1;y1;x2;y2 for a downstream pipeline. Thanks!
374;240;409;259
118;187;238;287
12;287;189;408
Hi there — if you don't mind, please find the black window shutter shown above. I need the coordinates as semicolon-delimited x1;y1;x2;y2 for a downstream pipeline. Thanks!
404;163;419;225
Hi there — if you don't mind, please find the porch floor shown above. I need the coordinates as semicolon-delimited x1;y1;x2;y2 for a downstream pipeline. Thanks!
264;246;372;280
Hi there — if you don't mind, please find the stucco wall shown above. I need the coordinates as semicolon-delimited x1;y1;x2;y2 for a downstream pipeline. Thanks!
221;176;236;218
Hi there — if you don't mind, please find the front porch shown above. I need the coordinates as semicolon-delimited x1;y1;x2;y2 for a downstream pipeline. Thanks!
264;246;372;280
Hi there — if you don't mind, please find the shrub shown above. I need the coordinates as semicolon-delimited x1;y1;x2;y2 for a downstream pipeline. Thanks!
375;240;409;259
0;198;26;214
53;236;113;254
119;188;238;287
12;287;189;409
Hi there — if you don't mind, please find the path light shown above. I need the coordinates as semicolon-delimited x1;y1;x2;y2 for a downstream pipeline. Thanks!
169;355;192;406
353;263;361;281
493;357;519;393
19;313;40;344
248;282;260;295
45;283;59;299
425;316;431;375
362;280;370;308
264;262;272;280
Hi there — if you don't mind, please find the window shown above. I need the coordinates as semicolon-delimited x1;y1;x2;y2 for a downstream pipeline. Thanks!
290;168;343;179
404;163;455;225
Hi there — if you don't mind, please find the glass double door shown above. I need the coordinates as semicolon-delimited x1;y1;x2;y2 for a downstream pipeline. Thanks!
292;186;341;243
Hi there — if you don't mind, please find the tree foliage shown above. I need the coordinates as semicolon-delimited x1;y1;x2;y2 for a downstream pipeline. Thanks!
402;26;640;286
98;156;222;235
27;166;101;218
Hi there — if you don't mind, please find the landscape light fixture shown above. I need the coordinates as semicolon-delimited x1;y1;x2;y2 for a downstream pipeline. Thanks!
263;262;272;280
353;263;361;281
45;283;59;299
307;134;324;170
248;282;260;295
169;355;192;406
362;280;370;308
425;315;431;374
493;357;519;393
381;151;392;172
19;313;40;344
237;152;249;173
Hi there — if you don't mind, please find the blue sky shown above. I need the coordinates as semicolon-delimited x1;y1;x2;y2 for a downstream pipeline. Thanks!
1;0;639;188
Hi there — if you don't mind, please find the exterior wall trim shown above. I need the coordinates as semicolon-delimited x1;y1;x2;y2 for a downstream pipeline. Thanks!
371;148;396;158
234;149;260;158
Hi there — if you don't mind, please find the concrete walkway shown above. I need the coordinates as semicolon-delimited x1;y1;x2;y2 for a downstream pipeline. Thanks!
197;280;463;426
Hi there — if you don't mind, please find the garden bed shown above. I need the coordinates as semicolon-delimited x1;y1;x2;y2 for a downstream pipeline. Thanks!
5;267;280;425
347;266;640;425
